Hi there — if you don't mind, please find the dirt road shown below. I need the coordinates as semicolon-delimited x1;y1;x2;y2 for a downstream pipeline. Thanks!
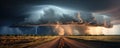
32;36;92;48
29;36;120;48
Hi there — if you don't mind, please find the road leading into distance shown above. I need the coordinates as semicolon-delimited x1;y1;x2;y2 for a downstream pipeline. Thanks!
32;36;93;48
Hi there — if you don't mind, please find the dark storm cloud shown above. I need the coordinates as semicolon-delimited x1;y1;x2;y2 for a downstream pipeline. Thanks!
0;26;23;34
0;26;55;35
92;0;120;24
0;0;118;34
12;5;111;28
0;0;115;26
108;8;120;24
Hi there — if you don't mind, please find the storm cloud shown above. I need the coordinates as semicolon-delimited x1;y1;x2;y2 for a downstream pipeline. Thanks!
0;0;119;35
12;5;112;28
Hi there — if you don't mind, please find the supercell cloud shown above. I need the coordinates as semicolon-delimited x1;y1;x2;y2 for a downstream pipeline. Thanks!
0;0;119;35
9;5;112;35
15;5;112;28
24;5;77;24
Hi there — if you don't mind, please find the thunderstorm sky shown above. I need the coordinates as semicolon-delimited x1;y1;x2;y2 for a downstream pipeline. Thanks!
0;0;120;35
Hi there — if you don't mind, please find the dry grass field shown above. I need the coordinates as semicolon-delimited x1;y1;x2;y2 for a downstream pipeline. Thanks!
0;36;58;48
67;36;120;42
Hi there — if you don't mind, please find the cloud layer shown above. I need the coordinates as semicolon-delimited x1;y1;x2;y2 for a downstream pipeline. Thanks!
13;5;112;28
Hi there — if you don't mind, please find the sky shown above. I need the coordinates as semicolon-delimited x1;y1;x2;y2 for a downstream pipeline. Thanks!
0;0;120;35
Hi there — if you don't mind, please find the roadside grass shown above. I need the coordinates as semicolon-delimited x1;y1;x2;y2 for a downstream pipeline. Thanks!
0;36;58;48
66;36;120;42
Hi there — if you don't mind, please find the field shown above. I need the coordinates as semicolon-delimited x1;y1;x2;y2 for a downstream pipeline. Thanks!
0;36;58;48
67;36;120;42
1;35;120;48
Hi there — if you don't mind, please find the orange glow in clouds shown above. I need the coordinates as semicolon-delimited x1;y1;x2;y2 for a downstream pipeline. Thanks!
86;26;103;35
